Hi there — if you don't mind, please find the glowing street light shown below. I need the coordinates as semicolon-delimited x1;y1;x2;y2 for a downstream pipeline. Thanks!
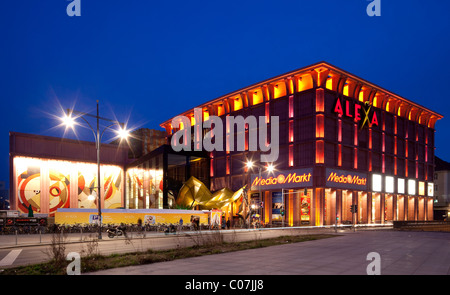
60;100;130;239
117;127;130;140
62;114;75;128
266;163;275;173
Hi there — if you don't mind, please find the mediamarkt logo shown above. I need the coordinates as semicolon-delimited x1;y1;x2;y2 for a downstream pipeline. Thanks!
327;172;367;186
252;171;312;187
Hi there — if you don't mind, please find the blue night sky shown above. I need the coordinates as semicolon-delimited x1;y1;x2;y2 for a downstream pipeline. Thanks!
1;0;450;188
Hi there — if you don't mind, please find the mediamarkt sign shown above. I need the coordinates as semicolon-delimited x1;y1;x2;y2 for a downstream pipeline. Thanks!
326;168;368;190
250;168;313;190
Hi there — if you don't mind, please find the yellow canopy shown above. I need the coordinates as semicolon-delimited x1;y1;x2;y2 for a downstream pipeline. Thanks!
177;176;246;210
177;176;212;208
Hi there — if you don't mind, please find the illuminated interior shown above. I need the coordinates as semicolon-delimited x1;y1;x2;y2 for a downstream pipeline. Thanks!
14;156;123;216
273;81;287;99
297;74;313;92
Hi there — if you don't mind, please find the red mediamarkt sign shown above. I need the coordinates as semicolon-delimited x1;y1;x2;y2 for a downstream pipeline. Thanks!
326;168;368;190
250;168;313;190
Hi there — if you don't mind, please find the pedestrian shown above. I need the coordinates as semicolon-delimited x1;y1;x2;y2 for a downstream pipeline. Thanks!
226;218;231;229
179;217;183;231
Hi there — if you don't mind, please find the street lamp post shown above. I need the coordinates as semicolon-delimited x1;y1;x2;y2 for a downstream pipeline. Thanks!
61;100;129;239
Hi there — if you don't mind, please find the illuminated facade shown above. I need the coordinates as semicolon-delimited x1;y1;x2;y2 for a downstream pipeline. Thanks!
160;61;443;226
9;133;209;217
125;145;209;210
9;132;129;217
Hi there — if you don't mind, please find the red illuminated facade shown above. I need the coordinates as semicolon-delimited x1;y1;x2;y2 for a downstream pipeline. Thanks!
161;62;443;226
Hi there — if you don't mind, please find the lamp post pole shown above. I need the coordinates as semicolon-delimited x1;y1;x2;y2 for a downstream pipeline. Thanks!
96;101;102;239
62;100;129;240
259;167;262;227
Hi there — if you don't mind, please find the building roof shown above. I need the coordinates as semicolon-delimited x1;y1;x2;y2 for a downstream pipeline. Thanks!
160;61;443;131
435;156;450;171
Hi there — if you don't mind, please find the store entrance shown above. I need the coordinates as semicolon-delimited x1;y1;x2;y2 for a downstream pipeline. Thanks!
397;195;405;221
342;190;353;225
385;194;394;223
324;189;336;225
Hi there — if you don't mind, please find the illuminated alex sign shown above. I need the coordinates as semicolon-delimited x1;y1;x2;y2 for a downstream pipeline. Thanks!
334;97;378;129
250;168;313;190
326;168;368;190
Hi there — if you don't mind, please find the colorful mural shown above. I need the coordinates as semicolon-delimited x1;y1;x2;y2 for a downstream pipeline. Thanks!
14;157;124;216
104;166;123;209
17;163;41;214
48;169;71;215
77;164;97;209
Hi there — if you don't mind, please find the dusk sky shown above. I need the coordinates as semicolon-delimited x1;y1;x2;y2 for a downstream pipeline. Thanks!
1;0;450;188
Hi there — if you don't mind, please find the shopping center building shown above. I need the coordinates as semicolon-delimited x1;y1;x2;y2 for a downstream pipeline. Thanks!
159;61;443;226
9;61;443;226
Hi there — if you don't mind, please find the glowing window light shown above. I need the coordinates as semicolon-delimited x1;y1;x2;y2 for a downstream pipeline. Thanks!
252;90;263;105
385;176;394;193
234;97;243;111
398;178;405;194
418;181;425;196
289;95;294;118
372;174;382;192
427;183;434;197
408;179;416;195
326;77;333;90
359;90;364;102
289;145;294;167
343;84;349;96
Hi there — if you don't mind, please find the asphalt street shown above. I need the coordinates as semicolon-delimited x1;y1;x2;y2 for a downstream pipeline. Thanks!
0;227;339;269
1;227;449;275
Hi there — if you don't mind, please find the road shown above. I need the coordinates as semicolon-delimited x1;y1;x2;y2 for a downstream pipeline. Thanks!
0;227;342;269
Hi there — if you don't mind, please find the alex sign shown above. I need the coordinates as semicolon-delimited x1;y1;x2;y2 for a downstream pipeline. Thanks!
334;97;378;129
251;168;313;190
326;168;368;190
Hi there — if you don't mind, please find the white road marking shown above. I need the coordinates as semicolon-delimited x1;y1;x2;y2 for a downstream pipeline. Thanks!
0;250;23;267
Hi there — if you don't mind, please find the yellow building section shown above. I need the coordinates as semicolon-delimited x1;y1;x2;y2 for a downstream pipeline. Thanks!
55;208;209;225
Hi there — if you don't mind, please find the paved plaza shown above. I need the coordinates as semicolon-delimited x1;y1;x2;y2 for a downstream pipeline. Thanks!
85;230;450;275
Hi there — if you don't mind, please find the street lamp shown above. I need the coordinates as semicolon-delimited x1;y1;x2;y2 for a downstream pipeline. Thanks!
60;100;129;239
245;160;276;228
